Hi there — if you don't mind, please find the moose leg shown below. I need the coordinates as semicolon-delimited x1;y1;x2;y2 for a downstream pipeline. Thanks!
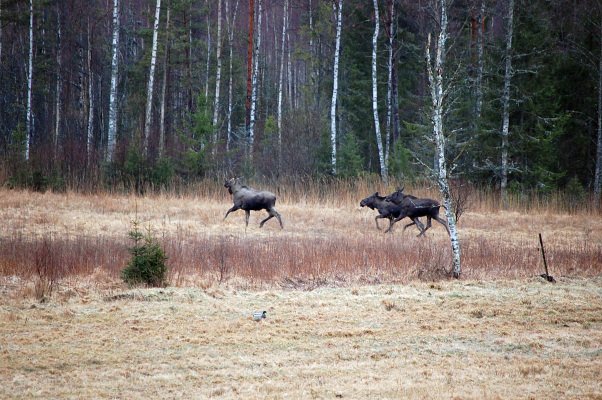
434;215;451;236
245;210;251;227
224;206;239;221
260;208;283;229
384;215;403;233
375;215;385;231
414;218;427;237
402;220;416;231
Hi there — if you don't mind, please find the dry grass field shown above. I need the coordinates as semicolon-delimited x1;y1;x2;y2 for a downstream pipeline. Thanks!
0;184;601;399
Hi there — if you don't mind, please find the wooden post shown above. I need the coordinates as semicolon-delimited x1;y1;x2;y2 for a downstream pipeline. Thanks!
538;233;548;276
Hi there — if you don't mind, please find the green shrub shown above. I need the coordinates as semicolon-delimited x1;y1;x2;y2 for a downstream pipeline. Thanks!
120;218;168;287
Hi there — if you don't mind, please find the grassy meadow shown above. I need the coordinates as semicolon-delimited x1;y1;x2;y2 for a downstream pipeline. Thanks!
0;182;601;398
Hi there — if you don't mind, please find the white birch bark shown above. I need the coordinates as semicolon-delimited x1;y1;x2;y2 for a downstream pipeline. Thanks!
106;0;120;163
225;0;239;155
595;21;602;199
500;0;514;206
158;2;171;159
205;16;211;101
87;19;94;167
475;0;485;120
143;0;162;157
277;0;289;175
25;0;33;161
330;0;343;174
372;0;387;183
426;1;461;278
249;0;263;160
0;0;3;64
212;0;223;158
385;1;393;164
54;12;62;157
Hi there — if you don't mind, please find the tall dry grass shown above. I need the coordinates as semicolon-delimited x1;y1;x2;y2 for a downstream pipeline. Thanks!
0;182;601;297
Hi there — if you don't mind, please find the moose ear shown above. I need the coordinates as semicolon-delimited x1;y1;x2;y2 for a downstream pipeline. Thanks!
400;187;405;192
375;191;379;196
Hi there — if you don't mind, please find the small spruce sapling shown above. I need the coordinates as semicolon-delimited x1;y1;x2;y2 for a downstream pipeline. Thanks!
120;211;168;287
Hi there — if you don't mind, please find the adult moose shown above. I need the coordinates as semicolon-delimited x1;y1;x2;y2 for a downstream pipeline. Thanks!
223;178;283;229
385;188;450;236
360;192;422;232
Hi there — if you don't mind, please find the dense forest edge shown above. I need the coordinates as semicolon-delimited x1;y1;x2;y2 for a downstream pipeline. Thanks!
1;0;602;210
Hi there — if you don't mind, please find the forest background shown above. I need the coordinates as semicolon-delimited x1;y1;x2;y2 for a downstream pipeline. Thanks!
1;0;601;204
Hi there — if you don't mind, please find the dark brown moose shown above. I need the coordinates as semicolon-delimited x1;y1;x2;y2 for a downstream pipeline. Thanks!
360;192;422;232
384;188;450;236
224;178;283;229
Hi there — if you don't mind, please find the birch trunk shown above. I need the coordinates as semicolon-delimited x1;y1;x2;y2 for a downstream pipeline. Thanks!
54;12;62;158
330;0;343;174
249;0;263;160
0;0;2;64
426;1;461;278
212;0;223;157
205;16;210;101
226;0;240;155
500;0;514;207
245;0;254;155
385;0;395;164
277;0;288;176
475;0;485;120
158;2;171;159
106;0;120;163
86;19;94;167
25;0;33;161
595;21;602;199
143;0;162;157
372;0;387;183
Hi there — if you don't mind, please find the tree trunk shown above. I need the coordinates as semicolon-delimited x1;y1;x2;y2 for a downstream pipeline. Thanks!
249;0;263;161
143;0;162;158
212;0;223;158
54;11;62;159
385;0;393;163
158;2;171;159
226;0;240;156
107;0;120;163
426;1;461;279
330;0;343;174
0;0;2;64
204;15;211;101
595;20;602;200
25;0;33;161
372;0;387;183
86;18;94;168
245;0;254;155
500;0;514;207
475;0;485;120
277;0;288;176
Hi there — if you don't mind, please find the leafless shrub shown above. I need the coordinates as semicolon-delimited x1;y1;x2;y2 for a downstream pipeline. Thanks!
449;178;474;223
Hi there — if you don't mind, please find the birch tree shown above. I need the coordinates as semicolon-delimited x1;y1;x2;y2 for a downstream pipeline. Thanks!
86;18;94;167
277;0;289;175
372;0;387;183
54;9;62;158
25;0;33;161
245;0;254;156
330;0;343;174
106;0;120;163
211;0;223;157
595;19;602;200
475;0;485;120
426;0;461;278
158;2;171;159
500;0;514;206
225;0;239;155
248;0;263;160
143;0;162;158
